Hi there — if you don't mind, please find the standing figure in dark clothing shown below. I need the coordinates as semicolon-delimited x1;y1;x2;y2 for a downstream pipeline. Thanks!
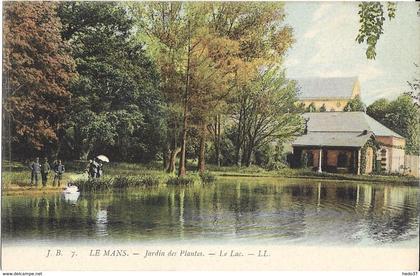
87;160;97;179
41;157;51;187
53;160;65;187
30;157;41;186
96;160;103;178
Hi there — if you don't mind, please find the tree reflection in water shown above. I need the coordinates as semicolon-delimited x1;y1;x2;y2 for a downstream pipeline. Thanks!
2;178;419;246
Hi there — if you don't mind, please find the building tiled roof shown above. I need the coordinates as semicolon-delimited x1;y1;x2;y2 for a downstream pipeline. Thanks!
292;112;404;148
293;132;372;148
296;77;358;100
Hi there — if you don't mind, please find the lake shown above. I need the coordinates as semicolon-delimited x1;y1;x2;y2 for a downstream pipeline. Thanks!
2;177;419;246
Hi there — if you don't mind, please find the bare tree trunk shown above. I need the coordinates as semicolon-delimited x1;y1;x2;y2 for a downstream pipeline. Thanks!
163;145;169;171
167;147;181;174
178;112;188;177
178;20;191;178
80;148;91;161
245;148;253;167
235;107;243;166
198;122;206;173
215;115;221;167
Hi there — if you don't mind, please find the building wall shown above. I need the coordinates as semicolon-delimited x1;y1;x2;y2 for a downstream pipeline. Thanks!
302;148;355;173
405;155;420;177
302;149;320;167
376;136;406;148
376;136;406;173
326;150;338;166
299;79;361;112
389;148;406;173
365;147;374;174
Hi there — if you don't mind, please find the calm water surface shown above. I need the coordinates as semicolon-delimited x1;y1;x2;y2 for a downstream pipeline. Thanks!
2;177;419;246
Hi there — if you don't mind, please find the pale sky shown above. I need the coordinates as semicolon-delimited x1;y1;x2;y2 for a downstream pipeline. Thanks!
283;2;420;105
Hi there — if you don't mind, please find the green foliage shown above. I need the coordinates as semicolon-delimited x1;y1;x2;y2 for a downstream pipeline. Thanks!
3;2;76;155
232;66;304;166
356;2;397;59
296;169;417;185
58;2;164;161
367;95;420;154
319;104;327;112
344;96;366;112
199;171;216;183
306;103;317;112
360;139;378;175
73;175;161;192
404;63;420;107
253;142;289;171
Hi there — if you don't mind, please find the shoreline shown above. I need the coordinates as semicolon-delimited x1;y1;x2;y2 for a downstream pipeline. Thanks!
2;185;66;195
219;174;420;186
3;173;419;195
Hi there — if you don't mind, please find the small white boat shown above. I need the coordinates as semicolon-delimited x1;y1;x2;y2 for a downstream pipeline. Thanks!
63;185;79;194
62;185;80;204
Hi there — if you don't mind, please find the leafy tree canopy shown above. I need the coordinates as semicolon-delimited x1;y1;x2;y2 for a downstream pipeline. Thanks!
344;95;366;112
367;95;419;155
58;2;164;161
356;2;396;59
3;2;76;153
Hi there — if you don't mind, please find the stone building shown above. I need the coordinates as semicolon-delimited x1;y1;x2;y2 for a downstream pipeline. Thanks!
292;112;406;174
297;77;360;111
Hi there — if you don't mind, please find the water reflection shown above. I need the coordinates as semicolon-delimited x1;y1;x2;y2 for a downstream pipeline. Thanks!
95;209;108;236
2;178;419;246
61;191;80;204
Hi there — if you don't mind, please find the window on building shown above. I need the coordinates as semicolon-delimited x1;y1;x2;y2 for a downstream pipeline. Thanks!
337;152;348;167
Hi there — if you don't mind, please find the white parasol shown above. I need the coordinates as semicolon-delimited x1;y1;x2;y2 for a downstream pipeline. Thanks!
96;155;110;163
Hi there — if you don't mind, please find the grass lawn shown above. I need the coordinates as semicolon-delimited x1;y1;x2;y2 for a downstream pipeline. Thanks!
2;160;418;193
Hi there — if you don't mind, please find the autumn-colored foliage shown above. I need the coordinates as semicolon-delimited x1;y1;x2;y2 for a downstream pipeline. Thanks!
3;2;76;151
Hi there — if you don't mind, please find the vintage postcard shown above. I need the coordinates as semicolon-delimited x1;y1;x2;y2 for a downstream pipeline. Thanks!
1;1;419;272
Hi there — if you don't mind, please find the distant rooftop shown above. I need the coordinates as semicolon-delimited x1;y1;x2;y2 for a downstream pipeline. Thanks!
296;77;358;100
303;112;403;138
293;112;404;148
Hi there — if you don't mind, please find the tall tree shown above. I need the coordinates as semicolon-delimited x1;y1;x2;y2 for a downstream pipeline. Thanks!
367;95;420;155
405;63;420;107
58;2;162;161
189;26;239;173
136;3;237;175
137;2;295;173
3;2;76;157
208;2;295;166
135;3;189;174
235;67;303;167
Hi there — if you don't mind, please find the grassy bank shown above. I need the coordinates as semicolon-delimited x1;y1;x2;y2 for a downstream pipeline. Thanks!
2;161;418;193
1;161;215;192
205;164;419;185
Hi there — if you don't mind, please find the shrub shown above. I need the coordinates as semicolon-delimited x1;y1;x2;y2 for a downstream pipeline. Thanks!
199;171;216;183
72;174;161;191
265;161;288;171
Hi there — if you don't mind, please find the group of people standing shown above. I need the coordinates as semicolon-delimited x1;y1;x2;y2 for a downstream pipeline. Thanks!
29;157;65;187
86;159;103;179
29;157;105;187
